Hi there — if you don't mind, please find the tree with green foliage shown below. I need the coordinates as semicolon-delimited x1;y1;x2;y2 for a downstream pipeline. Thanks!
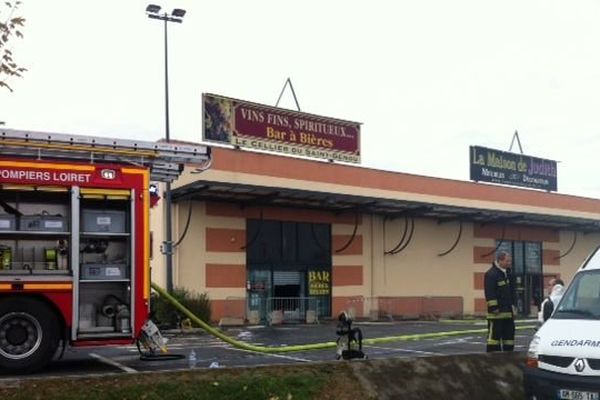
0;1;26;92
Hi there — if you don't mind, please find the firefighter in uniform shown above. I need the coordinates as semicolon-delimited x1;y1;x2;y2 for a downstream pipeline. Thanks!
484;251;516;352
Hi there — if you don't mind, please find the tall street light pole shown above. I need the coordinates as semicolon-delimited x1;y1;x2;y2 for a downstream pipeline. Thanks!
146;4;186;293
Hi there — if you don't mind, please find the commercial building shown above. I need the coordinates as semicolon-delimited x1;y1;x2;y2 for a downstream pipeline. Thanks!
150;146;600;322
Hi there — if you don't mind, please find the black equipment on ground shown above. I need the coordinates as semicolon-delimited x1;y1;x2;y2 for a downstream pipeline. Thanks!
335;311;367;360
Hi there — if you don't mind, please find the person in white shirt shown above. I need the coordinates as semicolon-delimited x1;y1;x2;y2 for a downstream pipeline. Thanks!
538;278;565;323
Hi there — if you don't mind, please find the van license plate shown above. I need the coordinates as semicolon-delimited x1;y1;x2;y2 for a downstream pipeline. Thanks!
559;389;599;400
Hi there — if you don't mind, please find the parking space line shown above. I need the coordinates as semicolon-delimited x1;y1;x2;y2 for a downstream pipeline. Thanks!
367;345;441;355
89;353;137;373
226;346;312;362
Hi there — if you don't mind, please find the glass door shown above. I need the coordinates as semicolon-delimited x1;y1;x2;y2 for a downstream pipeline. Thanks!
524;242;543;317
247;269;271;322
496;240;543;317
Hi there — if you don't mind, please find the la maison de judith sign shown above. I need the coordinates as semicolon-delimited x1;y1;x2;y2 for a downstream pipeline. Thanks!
469;146;557;191
202;93;361;163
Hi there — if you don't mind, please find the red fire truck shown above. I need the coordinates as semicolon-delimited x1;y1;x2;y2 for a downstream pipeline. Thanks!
0;128;210;372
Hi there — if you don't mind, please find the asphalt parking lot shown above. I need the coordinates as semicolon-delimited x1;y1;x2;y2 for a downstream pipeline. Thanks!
0;319;536;380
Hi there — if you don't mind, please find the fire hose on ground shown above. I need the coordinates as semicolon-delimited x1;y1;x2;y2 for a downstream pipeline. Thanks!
151;282;536;354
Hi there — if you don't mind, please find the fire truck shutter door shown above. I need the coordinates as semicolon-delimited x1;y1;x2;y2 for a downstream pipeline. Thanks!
80;188;130;200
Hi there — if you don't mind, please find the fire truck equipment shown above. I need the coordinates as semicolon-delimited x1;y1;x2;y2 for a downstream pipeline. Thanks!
0;246;11;270
138;319;168;354
0;127;210;373
57;239;68;270
82;210;126;233
19;213;67;232
81;263;127;280
81;240;109;254
116;305;131;333
44;248;57;270
78;303;95;329
0;215;15;231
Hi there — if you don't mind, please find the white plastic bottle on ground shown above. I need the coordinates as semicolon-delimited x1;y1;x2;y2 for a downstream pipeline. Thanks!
188;349;197;369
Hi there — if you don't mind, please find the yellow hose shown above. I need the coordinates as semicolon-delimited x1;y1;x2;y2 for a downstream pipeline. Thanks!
152;282;534;353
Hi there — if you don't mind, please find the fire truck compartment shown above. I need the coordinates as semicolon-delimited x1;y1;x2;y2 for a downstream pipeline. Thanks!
81;263;128;280
82;210;126;233
19;215;68;232
0;215;16;231
78;282;131;333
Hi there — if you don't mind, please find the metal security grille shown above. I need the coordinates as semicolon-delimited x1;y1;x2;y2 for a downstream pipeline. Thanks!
266;297;321;325
273;271;302;286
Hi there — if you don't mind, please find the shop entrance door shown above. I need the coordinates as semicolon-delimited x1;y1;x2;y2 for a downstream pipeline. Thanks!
274;284;301;298
498;241;543;317
246;219;332;322
247;269;271;322
273;270;305;320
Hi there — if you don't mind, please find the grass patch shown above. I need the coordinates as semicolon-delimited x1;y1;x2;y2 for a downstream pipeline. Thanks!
0;363;367;400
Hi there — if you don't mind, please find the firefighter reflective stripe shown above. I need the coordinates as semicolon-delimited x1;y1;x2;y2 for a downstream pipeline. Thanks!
487;312;513;319
487;299;498;306
503;340;514;345
497;280;508;287
487;338;500;345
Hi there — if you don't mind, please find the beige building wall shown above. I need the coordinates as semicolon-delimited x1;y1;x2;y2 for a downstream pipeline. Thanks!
149;147;600;321
151;198;600;321
551;230;600;285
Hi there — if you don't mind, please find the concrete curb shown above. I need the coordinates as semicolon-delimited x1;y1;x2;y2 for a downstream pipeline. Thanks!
350;352;525;400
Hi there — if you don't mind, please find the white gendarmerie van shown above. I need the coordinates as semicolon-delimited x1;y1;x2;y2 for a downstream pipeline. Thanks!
524;247;600;399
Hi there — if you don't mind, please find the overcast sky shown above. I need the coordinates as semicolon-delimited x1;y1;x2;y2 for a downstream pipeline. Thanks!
2;1;600;198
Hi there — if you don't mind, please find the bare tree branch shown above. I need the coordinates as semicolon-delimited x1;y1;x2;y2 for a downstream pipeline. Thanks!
0;1;26;92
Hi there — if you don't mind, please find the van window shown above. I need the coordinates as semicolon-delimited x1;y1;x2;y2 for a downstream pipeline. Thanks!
554;270;600;320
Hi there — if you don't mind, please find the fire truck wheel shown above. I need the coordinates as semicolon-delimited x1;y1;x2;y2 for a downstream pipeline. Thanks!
0;297;60;373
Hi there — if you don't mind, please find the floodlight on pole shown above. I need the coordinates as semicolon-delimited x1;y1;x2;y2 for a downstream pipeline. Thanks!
145;4;186;293
146;4;161;14
172;9;186;18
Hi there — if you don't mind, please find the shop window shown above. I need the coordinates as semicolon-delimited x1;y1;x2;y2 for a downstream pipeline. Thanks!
281;222;297;262
297;223;330;264
496;241;542;275
247;220;281;264
496;240;543;316
246;219;330;266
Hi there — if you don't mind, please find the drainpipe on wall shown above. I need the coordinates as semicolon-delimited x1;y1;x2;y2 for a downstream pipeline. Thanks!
371;214;375;299
173;202;178;289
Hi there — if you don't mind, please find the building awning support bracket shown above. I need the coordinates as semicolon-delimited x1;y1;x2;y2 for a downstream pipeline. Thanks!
481;223;507;258
384;215;409;255
382;206;430;256
437;219;463;257
172;201;193;249
554;231;578;260
335;212;359;253
389;217;415;255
